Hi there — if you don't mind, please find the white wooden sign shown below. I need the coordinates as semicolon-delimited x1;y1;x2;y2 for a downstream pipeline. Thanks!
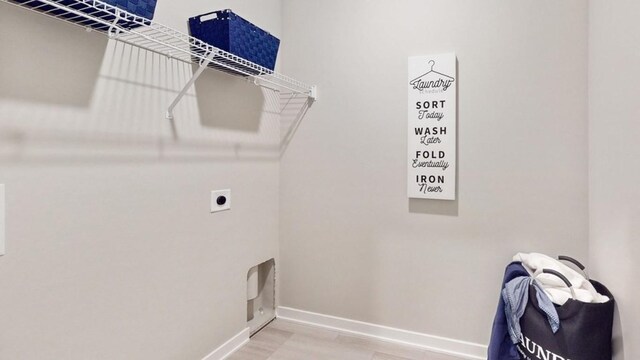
407;53;457;200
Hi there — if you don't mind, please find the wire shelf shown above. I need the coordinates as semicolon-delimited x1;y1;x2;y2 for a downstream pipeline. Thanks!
1;0;315;97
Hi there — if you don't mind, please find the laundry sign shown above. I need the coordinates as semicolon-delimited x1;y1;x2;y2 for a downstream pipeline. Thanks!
407;53;457;200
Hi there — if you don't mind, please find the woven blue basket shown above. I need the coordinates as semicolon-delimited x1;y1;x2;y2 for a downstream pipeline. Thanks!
11;0;157;30
188;9;280;76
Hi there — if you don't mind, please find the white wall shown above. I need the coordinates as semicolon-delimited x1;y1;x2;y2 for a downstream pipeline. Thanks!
279;0;589;346
589;1;640;359
0;1;282;359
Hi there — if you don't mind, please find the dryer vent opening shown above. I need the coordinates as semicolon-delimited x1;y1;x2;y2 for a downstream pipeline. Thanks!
246;259;275;335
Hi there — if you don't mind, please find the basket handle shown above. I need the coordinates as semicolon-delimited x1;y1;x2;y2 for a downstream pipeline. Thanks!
197;12;220;22
534;268;576;300
194;9;231;22
558;255;590;280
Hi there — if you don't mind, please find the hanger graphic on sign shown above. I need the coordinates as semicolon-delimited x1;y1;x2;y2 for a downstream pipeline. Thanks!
409;60;456;92
411;60;455;83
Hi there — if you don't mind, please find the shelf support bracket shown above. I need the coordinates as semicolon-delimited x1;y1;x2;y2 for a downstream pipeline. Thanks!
166;50;217;120
107;9;123;39
309;86;318;104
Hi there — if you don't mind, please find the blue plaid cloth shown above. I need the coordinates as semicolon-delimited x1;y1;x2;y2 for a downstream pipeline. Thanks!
502;276;560;344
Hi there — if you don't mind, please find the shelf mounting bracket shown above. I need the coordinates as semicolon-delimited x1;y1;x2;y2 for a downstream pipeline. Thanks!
166;50;217;120
309;85;318;104
107;9;123;39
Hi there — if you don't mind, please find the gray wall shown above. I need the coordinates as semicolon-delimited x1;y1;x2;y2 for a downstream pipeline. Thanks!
589;1;640;359
4;1;637;358
0;0;282;359
279;0;589;345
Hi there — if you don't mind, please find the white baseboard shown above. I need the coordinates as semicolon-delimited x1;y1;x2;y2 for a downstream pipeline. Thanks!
276;306;487;360
201;327;250;360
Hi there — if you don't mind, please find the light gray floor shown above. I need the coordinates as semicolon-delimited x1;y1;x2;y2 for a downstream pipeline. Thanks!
227;319;464;360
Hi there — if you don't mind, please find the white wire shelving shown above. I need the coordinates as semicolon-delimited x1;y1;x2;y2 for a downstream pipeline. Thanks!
1;0;317;120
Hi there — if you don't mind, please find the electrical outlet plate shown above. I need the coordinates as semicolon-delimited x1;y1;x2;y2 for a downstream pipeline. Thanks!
211;189;231;213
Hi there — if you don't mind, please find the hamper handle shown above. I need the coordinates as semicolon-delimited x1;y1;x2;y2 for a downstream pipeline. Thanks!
558;255;585;270
542;269;572;287
558;255;590;280
538;269;576;299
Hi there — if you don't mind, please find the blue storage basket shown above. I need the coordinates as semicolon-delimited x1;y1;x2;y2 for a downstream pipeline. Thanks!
11;0;157;30
188;9;280;76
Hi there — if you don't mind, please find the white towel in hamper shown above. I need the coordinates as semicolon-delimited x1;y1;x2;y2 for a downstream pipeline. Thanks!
513;252;610;305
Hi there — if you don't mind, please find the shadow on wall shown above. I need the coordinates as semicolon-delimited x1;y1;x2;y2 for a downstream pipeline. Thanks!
194;68;263;133
611;214;639;360
612;302;625;360
0;3;311;163
409;199;458;216
0;5;106;107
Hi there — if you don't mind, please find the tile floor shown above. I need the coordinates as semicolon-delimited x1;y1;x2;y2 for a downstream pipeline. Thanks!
227;319;464;360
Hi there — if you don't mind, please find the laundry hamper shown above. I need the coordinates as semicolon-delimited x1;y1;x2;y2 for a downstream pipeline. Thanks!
188;9;280;76
488;256;615;360
518;260;615;360
11;0;157;30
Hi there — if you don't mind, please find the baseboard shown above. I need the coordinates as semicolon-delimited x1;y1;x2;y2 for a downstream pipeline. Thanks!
276;306;487;360
201;327;250;360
